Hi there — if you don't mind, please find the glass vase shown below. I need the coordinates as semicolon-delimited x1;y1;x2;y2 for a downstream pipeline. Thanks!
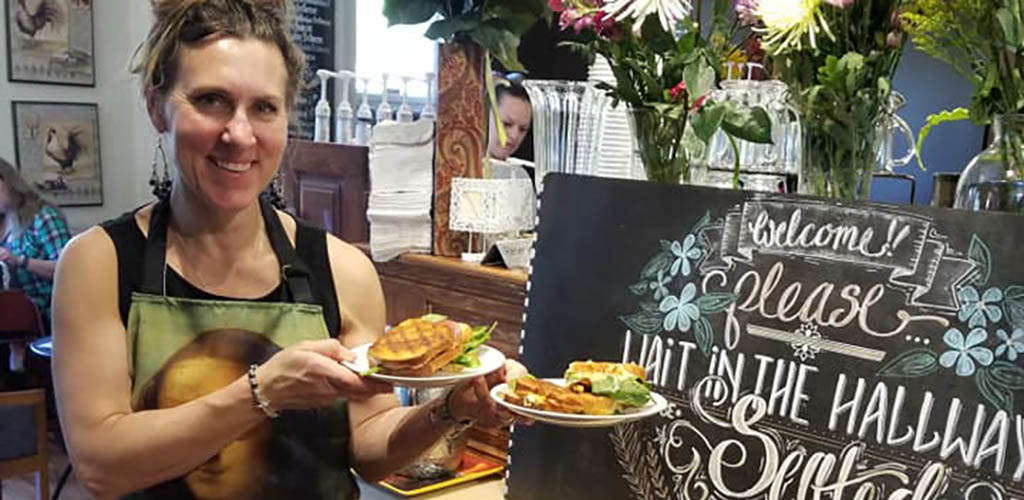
522;80;607;193
626;105;690;184
797;92;915;200
954;114;1024;213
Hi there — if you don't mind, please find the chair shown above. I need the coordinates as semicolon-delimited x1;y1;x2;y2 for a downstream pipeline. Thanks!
0;290;46;343
0;388;49;500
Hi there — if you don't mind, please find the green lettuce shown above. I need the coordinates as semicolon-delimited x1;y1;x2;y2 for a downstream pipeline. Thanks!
566;372;652;409
451;322;497;368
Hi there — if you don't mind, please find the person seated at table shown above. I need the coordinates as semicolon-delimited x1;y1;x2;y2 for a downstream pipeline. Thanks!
0;157;72;374
52;2;523;499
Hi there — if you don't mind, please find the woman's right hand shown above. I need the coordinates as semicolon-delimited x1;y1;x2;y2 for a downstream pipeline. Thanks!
254;338;392;411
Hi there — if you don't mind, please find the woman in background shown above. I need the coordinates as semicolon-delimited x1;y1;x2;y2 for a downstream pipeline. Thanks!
0;157;71;374
487;74;533;161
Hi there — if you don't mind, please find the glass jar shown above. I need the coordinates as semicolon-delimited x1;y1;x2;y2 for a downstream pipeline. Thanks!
954;114;1024;213
626;105;690;184
394;387;469;479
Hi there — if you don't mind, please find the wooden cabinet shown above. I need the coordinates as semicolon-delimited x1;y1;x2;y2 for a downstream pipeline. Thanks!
280;140;369;243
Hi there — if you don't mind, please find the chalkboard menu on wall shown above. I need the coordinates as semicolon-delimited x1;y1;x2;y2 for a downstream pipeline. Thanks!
509;174;1024;500
289;0;334;140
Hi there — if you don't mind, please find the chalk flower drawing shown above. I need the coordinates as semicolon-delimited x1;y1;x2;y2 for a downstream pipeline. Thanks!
660;282;700;332
649;271;671;300
939;328;994;377
791;322;822;361
994;328;1024;360
957;285;1003;328
621;211;737;356
670;234;702;277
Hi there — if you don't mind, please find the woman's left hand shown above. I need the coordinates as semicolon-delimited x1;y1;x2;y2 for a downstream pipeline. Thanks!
447;359;532;429
0;247;20;266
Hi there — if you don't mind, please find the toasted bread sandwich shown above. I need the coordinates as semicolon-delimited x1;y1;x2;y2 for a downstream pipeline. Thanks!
504;361;651;415
368;314;495;376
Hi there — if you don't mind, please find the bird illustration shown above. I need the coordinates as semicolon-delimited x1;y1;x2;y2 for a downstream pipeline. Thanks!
14;0;64;39
44;126;83;173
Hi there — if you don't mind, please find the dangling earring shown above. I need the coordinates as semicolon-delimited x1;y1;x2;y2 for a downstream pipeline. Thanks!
149;137;172;199
263;171;286;209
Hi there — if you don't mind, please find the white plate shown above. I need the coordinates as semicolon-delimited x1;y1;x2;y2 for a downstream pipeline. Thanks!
343;343;506;388
490;378;667;428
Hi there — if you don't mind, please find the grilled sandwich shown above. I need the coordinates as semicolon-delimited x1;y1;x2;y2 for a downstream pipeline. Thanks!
503;361;651;415
367;314;495;376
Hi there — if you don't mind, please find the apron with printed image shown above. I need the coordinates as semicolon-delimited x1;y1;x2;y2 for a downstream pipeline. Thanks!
123;199;357;500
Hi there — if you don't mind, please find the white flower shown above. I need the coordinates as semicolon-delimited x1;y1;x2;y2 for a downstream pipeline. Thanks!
755;0;834;52
603;0;692;33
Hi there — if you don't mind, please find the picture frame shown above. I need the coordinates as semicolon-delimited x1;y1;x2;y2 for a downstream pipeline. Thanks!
5;0;95;86
12;101;103;207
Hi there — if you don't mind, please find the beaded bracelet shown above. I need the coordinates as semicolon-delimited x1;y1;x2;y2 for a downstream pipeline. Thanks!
248;364;279;419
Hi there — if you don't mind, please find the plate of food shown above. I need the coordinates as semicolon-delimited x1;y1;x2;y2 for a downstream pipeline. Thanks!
344;314;506;388
490;361;667;428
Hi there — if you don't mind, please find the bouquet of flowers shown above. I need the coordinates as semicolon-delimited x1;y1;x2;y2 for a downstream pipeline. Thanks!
550;0;772;183
742;0;908;199
903;0;1024;179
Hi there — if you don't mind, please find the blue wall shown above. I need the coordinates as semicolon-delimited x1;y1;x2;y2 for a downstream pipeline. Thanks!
872;45;985;205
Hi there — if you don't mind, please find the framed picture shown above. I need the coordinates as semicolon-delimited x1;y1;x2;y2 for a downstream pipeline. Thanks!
12;101;103;206
5;0;94;86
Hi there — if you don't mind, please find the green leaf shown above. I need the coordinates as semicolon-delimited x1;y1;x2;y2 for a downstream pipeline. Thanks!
990;360;1024;389
691;103;727;144
722;104;773;144
468;21;525;71
683;59;716;108
693;316;713;356
695;293;737;314
968;234;992;286
640;14;675;53
690;211;711;235
915;108;969;170
629;280;649;296
639;301;660;313
997;8;1021;47
619;310;664;335
1004;285;1024;329
976;368;1014;412
877;349;939;378
424;16;481;40
640;251;673;279
383;0;442;26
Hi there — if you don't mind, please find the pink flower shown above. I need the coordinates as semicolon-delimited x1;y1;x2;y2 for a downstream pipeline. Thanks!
823;0;854;7
669;80;687;101
574;14;596;32
734;0;759;25
548;0;566;12
691;94;707;112
559;9;582;31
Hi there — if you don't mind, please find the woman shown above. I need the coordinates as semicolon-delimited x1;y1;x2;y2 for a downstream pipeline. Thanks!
52;2;516;499
0;157;72;373
487;75;533;161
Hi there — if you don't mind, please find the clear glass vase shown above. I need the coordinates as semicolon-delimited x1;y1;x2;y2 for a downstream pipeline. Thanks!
954;114;1024;213
626;105;690;184
522;80;607;192
797;92;915;200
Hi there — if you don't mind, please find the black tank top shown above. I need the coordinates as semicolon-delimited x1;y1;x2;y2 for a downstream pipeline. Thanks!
100;207;342;336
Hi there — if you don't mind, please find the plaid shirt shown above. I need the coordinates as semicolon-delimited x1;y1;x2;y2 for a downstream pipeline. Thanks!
2;205;71;322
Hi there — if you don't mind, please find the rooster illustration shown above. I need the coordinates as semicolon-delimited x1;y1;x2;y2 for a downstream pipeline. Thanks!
14;0;64;39
44;126;83;173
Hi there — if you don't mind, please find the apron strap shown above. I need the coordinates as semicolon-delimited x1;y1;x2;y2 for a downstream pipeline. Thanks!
140;197;316;304
259;198;315;304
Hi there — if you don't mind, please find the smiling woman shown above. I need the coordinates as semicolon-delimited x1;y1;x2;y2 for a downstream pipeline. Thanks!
50;1;522;500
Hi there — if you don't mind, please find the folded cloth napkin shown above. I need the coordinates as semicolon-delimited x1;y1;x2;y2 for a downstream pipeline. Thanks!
369;120;435;192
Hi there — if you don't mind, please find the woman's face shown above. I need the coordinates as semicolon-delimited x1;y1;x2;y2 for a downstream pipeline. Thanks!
159;356;270;500
488;95;532;161
150;37;289;213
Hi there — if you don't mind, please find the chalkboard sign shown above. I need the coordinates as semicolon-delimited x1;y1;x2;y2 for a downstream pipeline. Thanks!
289;0;334;140
508;174;1024;500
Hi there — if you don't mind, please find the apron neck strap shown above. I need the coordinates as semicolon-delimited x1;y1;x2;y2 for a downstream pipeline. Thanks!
141;197;315;304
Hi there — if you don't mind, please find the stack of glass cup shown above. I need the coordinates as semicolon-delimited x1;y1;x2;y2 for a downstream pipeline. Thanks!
522;80;608;193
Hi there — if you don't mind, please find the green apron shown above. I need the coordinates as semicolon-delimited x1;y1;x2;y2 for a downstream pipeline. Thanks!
123;199;357;500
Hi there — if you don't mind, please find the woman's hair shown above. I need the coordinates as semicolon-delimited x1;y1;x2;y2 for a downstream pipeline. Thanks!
495;73;530;106
0;157;58;236
131;0;306;111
